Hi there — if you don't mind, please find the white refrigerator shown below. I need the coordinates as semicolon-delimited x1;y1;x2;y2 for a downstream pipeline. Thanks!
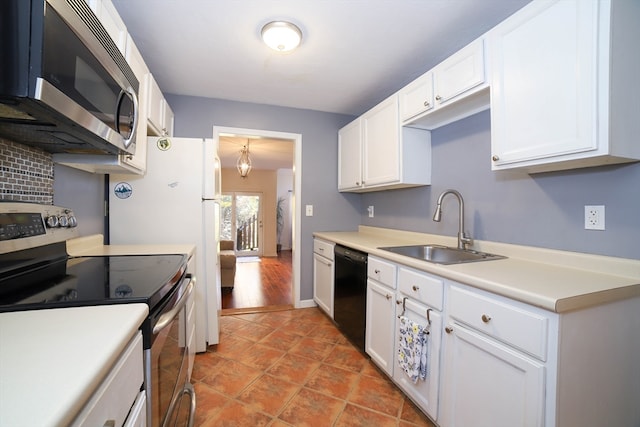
109;137;222;352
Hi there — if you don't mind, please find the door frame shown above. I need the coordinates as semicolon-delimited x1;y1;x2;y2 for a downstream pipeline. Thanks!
224;191;264;257
213;126;302;309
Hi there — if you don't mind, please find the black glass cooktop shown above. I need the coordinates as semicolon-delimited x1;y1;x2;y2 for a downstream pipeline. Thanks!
0;253;187;313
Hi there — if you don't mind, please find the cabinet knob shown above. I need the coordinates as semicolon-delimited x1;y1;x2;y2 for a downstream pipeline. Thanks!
374;269;380;274
445;326;454;334
412;285;420;291
492;155;500;161
435;95;442;101
356;181;360;186
481;314;492;323
396;300;402;305
424;101;430;107
386;294;392;300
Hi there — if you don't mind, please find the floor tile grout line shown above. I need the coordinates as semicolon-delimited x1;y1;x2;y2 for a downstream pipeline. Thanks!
202;308;435;426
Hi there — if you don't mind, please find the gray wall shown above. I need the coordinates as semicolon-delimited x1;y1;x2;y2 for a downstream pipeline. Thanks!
361;110;640;260
165;95;361;300
53;164;105;237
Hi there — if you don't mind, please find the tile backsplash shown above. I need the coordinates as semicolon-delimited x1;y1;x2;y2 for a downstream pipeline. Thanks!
0;138;54;204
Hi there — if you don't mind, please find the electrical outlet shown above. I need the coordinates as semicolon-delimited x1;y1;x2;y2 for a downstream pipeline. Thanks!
367;206;374;218
305;205;313;217
585;205;605;230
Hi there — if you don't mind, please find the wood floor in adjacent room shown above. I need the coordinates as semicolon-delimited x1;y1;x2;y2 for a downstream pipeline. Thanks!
221;250;293;312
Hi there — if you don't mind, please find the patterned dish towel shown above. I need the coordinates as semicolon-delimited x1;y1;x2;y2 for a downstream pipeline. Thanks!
397;315;428;383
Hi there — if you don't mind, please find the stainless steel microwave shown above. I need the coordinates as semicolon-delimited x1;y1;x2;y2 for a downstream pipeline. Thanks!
0;0;139;155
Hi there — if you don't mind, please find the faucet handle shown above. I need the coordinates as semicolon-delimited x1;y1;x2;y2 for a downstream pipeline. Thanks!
460;233;473;250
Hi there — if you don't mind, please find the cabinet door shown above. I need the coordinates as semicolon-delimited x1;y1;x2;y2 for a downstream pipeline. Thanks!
146;74;165;136
400;71;433;122
439;323;545;427
96;0;128;54
433;39;485;106
365;280;396;376
393;297;442;421
313;253;334;318
362;95;400;186
490;0;598;168
338;119;362;191
163;101;175;137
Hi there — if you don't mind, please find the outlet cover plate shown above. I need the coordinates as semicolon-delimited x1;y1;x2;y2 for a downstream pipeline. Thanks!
585;205;605;230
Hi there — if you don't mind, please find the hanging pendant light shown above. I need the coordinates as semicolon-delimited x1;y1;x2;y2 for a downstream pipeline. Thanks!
237;141;252;178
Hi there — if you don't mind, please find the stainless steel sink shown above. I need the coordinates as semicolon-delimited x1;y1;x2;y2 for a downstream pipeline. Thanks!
378;244;506;265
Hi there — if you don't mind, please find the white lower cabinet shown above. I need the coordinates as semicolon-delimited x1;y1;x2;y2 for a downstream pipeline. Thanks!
393;296;442;421
359;250;640;427
365;279;396;376
439;321;545;427
72;332;145;427
313;238;335;318
439;284;547;427
365;257;397;375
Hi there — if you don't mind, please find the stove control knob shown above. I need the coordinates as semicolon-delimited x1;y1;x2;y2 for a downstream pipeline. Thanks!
46;215;59;228
67;215;78;228
58;215;69;227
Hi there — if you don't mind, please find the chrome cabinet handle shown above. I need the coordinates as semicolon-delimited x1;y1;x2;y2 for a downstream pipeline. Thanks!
481;314;492;323
492;155;500;161
435;95;442;101
412;285;420;291
424;101;430;107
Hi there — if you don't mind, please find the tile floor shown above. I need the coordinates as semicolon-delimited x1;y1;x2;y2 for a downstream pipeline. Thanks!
192;307;437;427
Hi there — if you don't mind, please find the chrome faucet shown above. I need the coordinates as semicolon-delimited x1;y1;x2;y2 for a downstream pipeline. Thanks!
433;189;473;250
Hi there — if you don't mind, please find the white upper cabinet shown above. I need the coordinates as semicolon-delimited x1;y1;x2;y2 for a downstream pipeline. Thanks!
401;39;489;130
489;0;640;173
338;94;431;193
88;0;128;54
400;71;434;122
338;118;362;191
147;74;175;137
362;95;401;187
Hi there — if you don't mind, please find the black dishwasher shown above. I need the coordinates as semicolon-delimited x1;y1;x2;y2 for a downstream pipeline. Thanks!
334;245;368;352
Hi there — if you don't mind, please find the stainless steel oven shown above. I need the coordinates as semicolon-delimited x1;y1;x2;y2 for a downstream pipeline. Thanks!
148;274;195;427
0;202;196;426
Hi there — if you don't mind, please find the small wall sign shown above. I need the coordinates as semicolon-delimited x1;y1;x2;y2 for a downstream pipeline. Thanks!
113;182;132;199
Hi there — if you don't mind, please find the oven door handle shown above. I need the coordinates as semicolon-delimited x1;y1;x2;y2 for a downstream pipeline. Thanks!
153;275;194;334
162;382;196;427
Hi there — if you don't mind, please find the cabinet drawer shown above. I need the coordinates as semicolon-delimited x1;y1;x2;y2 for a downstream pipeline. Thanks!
449;286;548;360
398;267;443;310
72;332;144;426
368;256;396;289
313;239;335;261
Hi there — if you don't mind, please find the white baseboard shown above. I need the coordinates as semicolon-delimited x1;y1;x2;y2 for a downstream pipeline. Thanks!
296;299;318;309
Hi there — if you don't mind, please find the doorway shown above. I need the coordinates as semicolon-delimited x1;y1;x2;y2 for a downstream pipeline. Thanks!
213;125;302;312
221;192;263;257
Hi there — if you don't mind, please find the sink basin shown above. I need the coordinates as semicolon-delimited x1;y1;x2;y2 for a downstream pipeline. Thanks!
378;245;506;265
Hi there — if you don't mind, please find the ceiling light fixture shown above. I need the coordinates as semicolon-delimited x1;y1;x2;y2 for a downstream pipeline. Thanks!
237;141;252;178
261;21;302;52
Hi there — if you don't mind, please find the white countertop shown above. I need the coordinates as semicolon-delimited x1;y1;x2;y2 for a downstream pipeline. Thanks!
315;226;640;313
66;234;195;258
0;304;148;427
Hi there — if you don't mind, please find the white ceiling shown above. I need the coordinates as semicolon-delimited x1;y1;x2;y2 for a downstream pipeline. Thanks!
111;0;531;169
